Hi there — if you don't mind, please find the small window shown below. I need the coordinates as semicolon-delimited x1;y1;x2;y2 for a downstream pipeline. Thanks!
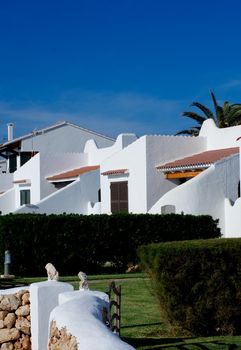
20;190;30;206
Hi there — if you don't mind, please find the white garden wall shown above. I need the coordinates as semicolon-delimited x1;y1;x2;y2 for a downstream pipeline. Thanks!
225;198;241;237
49;290;135;350
149;154;240;236
0;281;135;350
200;119;241;150
30;281;73;350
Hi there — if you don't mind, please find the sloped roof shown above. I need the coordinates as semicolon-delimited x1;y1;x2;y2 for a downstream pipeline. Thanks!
0;121;114;150
157;147;239;172
46;165;100;181
101;169;128;176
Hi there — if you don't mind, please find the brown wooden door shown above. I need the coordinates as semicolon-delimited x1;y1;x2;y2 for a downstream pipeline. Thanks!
110;181;128;213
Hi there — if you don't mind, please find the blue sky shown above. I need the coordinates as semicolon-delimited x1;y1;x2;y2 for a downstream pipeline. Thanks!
1;0;241;140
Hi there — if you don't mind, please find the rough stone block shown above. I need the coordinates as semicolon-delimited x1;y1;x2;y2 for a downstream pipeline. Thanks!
15;317;30;335
0;329;20;344
3;314;16;329
0;296;20;312
15;306;30;317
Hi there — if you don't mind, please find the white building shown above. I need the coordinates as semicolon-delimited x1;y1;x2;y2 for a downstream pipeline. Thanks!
0;121;136;215
0;119;241;237
100;119;241;237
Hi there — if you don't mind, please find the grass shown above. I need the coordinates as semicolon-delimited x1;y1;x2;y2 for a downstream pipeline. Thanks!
5;274;241;349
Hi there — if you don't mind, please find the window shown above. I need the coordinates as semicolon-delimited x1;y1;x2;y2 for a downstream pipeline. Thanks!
20;190;30;206
110;181;128;213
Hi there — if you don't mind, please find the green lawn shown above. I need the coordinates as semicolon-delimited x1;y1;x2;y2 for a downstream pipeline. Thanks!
10;274;241;350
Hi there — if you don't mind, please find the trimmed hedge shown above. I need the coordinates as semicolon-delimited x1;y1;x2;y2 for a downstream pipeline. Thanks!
138;238;241;336
0;213;220;276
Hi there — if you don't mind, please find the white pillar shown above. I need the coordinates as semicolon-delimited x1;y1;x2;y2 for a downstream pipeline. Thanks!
30;280;73;350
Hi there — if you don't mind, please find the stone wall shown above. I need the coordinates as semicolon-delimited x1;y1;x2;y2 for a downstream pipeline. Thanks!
48;320;77;350
0;290;31;350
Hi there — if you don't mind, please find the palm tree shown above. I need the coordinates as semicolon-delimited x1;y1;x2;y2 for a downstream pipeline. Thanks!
176;91;241;136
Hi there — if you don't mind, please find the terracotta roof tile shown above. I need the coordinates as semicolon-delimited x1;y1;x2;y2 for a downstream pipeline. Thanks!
13;179;28;184
47;165;100;181
101;168;128;176
157;147;239;171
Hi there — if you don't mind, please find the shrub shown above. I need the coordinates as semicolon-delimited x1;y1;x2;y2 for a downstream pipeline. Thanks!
0;213;220;276
138;238;241;336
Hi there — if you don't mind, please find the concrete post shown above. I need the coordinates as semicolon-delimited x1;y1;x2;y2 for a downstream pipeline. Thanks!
30;280;73;350
4;250;11;276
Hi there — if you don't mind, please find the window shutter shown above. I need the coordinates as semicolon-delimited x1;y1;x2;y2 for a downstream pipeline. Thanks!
110;181;128;213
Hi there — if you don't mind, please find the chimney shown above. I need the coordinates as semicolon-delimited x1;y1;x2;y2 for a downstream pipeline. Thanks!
7;123;14;141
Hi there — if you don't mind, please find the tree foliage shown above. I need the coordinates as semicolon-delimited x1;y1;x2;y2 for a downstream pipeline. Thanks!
177;91;241;136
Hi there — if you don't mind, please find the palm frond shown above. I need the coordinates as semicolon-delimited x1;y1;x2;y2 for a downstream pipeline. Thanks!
210;90;219;112
190;102;214;120
231;104;241;108
175;127;200;136
177;90;241;135
182;111;206;125
216;105;225;127
222;101;231;115
227;106;241;125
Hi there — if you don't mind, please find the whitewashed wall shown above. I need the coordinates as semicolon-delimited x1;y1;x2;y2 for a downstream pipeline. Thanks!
85;134;137;165
101;137;147;213
30;281;74;350
21;124;114;154
149;154;240;236
145;135;206;211
224;198;241;237
0;172;13;193
200;119;241;150
13;153;41;207
224;139;241;237
15;169;100;214
101;134;206;214
49;290;135;350
39;152;88;200
0;188;15;214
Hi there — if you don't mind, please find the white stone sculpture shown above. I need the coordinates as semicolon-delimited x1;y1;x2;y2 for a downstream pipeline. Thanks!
78;271;89;290
45;263;59;281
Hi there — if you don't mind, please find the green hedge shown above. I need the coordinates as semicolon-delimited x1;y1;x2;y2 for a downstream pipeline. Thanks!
0;213;220;276
138;238;241;336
